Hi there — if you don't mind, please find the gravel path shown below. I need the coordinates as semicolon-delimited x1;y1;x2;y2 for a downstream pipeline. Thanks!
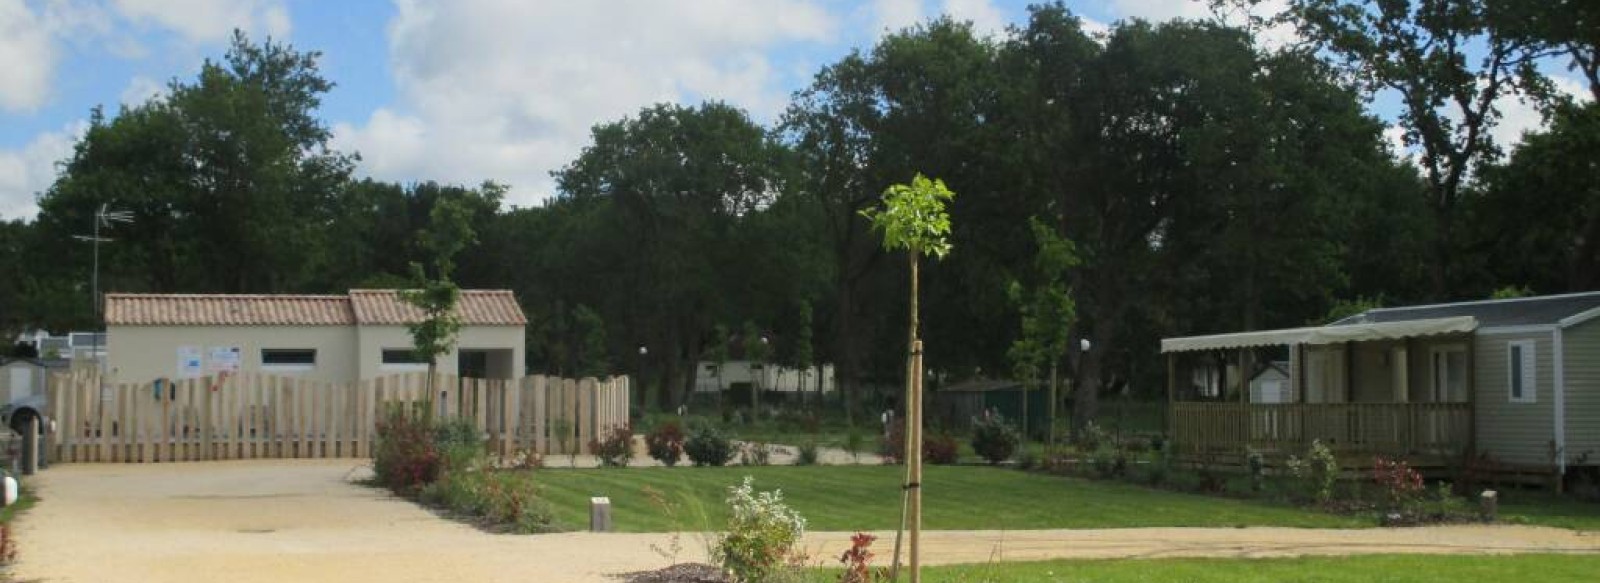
13;461;1599;583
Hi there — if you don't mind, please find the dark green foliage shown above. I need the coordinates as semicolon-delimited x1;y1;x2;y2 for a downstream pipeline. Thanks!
373;406;441;494
970;414;1021;465
592;425;634;467
684;424;736;467
795;441;820;466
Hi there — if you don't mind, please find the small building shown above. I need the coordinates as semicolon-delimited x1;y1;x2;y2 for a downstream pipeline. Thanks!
932;378;1050;433
1;357;67;404
1248;361;1292;404
1161;291;1600;478
104;290;526;385
692;360;835;394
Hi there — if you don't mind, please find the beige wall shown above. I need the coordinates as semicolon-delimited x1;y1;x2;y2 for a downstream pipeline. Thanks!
107;325;359;384
355;325;524;380
1562;320;1600;466
1475;330;1556;466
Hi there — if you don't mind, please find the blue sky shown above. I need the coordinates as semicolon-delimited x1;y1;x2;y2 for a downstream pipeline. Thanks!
0;0;1582;220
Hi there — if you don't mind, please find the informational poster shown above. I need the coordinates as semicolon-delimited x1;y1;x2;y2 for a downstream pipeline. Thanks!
209;346;242;373
177;345;203;378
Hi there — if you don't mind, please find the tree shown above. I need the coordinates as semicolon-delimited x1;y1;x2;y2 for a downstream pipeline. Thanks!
794;300;816;407
741;320;769;410
401;197;477;400
572;304;609;378
709;323;731;410
1470;103;1600;292
1006;217;1077;449
1283;0;1546;296
862;173;954;583
554;102;786;410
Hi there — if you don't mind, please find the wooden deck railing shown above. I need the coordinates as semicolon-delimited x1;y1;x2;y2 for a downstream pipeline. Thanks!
1170;402;1471;455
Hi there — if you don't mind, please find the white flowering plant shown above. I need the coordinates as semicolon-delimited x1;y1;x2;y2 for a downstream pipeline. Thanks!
714;476;808;582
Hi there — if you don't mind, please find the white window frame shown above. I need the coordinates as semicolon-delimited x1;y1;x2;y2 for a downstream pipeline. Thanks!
1507;340;1537;404
260;348;317;372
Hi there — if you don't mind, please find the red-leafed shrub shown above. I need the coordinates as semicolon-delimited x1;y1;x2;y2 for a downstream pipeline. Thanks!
373;406;441;494
646;420;686;466
924;433;960;465
1374;456;1426;511
591;424;635;467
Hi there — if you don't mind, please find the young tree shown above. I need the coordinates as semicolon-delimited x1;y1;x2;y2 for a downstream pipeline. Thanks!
1007;217;1078;449
862;173;954;583
794;300;816;408
741;320;769;410
709;323;731;410
401;197;477;401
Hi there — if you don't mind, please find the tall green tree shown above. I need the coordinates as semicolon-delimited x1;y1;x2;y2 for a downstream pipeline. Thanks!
554;102;786;409
1282;0;1546;296
572;304;610;378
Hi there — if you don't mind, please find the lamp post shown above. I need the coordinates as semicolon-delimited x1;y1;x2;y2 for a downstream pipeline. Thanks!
637;344;648;409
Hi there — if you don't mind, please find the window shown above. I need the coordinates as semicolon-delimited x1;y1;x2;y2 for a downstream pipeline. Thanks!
1508;340;1537;403
382;349;428;367
261;349;316;368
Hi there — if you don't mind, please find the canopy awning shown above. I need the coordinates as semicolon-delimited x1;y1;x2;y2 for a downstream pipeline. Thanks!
1160;316;1478;353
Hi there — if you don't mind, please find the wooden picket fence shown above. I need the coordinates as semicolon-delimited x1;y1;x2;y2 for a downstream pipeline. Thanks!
45;370;630;463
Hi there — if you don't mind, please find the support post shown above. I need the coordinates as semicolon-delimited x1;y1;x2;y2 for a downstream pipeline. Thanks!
908;339;923;583
1166;353;1176;441
22;416;39;475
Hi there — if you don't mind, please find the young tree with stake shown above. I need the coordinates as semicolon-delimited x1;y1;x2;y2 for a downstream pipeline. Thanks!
862;173;954;583
401;197;477;408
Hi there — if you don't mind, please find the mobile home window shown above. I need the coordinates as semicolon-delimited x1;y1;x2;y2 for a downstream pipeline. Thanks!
382;349;428;365
1508;340;1536;404
261;349;316;367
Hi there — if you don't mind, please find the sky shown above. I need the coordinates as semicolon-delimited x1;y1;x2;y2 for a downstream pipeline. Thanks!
0;0;1587;221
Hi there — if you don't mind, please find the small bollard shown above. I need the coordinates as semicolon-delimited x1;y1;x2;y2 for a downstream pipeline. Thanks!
590;496;612;532
1480;490;1498;522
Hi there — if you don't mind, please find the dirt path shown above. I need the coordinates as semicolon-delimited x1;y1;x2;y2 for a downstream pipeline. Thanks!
13;461;1599;583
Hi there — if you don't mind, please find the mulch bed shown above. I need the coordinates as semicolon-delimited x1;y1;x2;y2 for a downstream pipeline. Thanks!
617;563;729;583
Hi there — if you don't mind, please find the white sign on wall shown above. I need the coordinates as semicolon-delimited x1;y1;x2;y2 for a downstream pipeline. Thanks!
177;345;203;378
209;346;242;373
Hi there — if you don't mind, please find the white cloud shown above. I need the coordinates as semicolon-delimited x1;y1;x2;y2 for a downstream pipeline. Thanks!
871;0;924;34
943;0;1006;38
0;121;88;221
1492;75;1592;156
0;0;57;112
1104;0;1210;22
119;75;166;106
112;0;290;44
334;0;836;206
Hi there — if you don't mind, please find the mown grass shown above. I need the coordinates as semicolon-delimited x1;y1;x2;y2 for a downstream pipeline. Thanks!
1499;491;1600;531
0;488;35;525
804;554;1600;582
530;464;1367;532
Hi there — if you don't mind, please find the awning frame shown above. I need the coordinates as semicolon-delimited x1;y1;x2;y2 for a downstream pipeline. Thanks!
1160;316;1479;353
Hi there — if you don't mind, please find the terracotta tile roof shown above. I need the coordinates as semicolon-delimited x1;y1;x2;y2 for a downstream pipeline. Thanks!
105;294;355;326
105;290;527;327
349;289;528;326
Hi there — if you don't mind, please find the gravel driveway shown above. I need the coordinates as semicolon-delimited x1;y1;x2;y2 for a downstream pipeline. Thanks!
12;461;1600;582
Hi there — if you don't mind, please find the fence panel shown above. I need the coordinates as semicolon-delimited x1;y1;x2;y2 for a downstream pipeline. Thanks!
44;372;629;463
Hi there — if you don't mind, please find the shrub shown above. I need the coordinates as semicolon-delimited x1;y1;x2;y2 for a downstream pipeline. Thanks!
1075;421;1108;452
686;424;736;467
373;405;441;494
1247;450;1266;492
646;420;687;466
435;418;485;473
592;425;635;467
838;532;882;583
740;442;773;466
924;433;959;465
1287;439;1340;504
1373;456;1426;512
844;426;865;462
879;423;905;465
795;441;820;466
1016;445;1040;471
970;413;1021;465
714;477;807;583
420;470;557;533
0;523;15;566
1145;447;1171;486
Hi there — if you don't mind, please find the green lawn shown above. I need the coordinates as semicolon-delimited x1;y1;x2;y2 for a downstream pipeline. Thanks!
530;464;1367;532
0;487;34;525
1500;492;1600;531
804;554;1600;582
